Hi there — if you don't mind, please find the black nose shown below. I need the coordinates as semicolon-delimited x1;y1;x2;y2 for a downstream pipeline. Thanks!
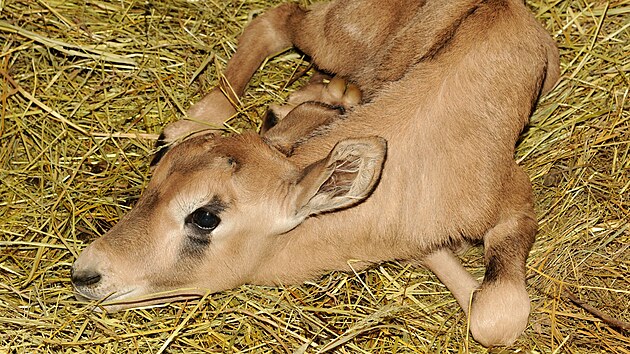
71;269;102;287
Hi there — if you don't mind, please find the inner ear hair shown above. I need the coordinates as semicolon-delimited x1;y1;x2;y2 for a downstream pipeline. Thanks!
296;136;388;216
319;154;362;198
320;136;387;201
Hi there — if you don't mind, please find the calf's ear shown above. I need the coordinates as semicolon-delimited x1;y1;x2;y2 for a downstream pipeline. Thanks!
293;136;387;217
150;133;170;167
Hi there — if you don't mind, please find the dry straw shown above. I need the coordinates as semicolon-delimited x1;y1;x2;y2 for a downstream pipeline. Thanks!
1;0;628;352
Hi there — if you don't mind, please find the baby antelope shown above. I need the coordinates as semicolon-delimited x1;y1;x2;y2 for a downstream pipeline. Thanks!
72;0;559;347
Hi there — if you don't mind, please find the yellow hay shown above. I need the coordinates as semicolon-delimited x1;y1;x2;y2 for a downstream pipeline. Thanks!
0;0;628;352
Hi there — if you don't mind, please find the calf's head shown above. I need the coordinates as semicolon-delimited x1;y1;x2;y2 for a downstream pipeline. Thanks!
72;132;386;310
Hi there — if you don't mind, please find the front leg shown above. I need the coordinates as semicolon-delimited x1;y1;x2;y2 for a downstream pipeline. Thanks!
468;166;537;347
422;248;480;314
423;165;536;347
468;212;536;347
424;218;534;348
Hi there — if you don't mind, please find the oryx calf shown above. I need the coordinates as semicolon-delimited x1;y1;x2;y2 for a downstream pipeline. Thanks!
72;0;559;347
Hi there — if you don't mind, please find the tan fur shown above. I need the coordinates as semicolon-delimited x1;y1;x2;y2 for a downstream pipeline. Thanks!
72;0;559;347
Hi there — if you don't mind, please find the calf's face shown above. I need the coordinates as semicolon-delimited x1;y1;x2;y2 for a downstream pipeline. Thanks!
71;132;387;310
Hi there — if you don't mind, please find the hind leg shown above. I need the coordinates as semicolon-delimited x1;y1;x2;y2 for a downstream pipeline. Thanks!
261;74;362;133
160;3;305;144
263;76;362;153
162;0;410;143
160;0;361;142
469;165;537;347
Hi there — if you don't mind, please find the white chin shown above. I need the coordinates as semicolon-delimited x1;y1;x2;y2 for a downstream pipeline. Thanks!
74;288;139;312
76;288;207;312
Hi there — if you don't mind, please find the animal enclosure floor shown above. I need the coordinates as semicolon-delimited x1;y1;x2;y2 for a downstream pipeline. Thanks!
0;0;628;352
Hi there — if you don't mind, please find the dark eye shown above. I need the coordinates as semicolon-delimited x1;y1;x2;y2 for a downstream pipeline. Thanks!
187;208;221;231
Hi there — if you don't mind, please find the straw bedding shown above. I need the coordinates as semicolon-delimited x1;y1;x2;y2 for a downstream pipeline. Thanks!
0;0;628;352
